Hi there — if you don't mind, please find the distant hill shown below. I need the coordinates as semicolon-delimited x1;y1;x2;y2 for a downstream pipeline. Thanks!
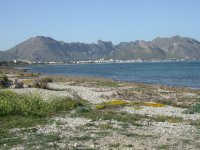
1;35;200;61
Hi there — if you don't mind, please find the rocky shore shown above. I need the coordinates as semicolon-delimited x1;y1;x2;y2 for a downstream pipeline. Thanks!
1;71;200;150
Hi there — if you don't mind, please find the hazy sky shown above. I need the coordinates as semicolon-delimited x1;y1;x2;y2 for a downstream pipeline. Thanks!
0;0;200;50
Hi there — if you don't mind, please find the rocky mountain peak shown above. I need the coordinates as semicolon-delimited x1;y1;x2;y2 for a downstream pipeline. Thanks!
0;35;200;62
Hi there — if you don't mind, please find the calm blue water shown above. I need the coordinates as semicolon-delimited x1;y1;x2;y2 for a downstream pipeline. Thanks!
28;61;200;88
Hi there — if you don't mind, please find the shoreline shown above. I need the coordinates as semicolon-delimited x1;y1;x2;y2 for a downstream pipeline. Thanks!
1;66;200;149
7;65;199;90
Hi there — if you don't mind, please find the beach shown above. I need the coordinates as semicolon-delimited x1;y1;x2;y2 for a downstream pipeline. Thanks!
1;67;200;149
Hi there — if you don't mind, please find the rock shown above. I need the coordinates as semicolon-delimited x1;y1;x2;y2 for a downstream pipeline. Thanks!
57;143;66;149
74;143;85;149
11;79;24;89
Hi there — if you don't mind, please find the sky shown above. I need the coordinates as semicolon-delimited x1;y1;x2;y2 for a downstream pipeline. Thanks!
0;0;200;51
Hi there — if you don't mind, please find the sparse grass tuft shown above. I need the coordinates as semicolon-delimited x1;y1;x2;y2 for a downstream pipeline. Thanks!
0;116;48;147
152;115;183;123
156;99;173;106
98;123;113;130
16;72;39;77
156;144;170;150
96;81;120;88
70;135;92;141
109;143;120;148
191;119;200;128
73;108;143;126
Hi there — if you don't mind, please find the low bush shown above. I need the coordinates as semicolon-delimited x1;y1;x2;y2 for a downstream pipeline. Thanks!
96;100;165;110
0;90;50;117
191;119;200;128
0;73;9;88
16;72;39;77
0;90;84;117
184;103;200;114
96;100;128;109
156;99;173;105
49;97;84;113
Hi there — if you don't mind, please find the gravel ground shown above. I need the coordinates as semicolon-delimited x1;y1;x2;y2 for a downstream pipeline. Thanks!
121;106;200;120
7;80;200;149
12;82;114;103
48;82;114;103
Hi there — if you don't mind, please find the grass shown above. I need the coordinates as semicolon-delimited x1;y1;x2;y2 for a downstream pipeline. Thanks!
109;143;120;148
156;144;170;150
98;123;113;130
26;133;62;149
191;119;200;128
0;116;48;147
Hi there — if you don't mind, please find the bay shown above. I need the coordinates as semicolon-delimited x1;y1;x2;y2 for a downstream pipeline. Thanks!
28;61;200;88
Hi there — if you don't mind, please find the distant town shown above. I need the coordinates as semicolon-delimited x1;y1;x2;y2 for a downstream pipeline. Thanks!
0;58;198;66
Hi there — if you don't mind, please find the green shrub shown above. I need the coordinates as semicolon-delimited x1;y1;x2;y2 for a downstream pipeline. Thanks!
0;90;49;117
184;103;200;114
0;73;9;88
75;106;90;113
0;90;84;117
191;119;200;128
49;97;84;112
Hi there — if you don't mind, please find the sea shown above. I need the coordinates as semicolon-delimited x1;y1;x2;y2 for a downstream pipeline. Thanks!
28;61;200;89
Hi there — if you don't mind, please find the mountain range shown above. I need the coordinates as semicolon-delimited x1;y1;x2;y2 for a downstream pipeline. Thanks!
1;35;200;62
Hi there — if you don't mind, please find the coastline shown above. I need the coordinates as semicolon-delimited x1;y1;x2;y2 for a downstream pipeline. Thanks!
1;66;200;149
